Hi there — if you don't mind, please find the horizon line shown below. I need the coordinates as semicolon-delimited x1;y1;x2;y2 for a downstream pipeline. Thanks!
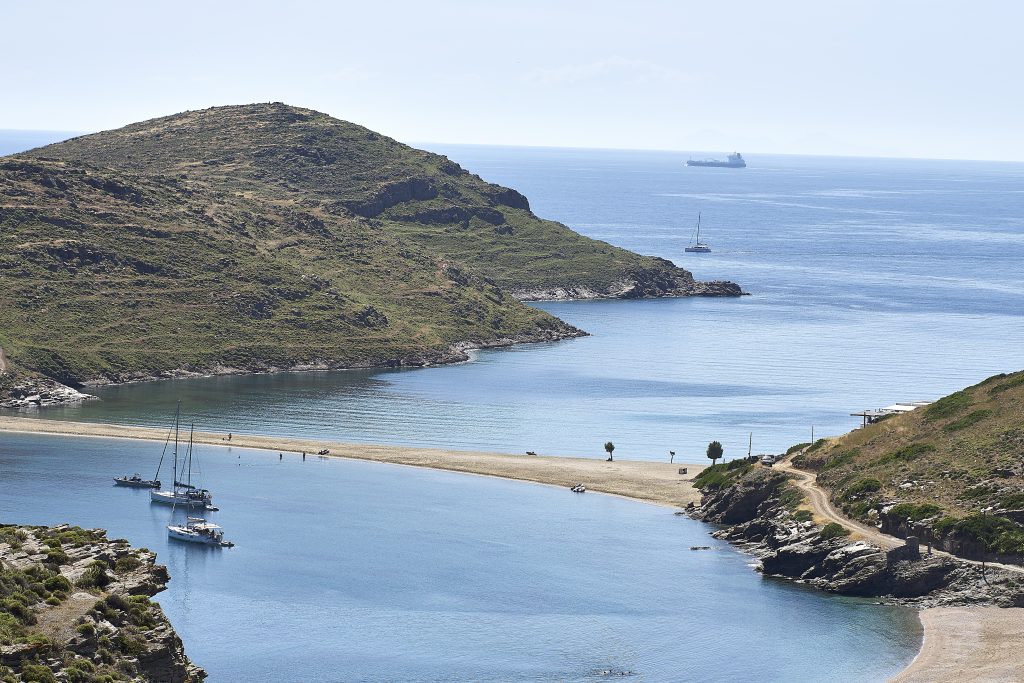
2;126;1022;166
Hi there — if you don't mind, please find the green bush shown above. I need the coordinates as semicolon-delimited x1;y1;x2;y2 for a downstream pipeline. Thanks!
76;561;111;589
793;509;813;522
43;575;71;593
924;389;973;421
19;664;56;683
988;373;1024;396
821;448;859;471
114;555;141;573
807;438;829;452
879;443;936;464
842;478;882;499
999;493;1024;510
944;409;992;432
890;502;942;521
786;442;810;455
820;523;850;540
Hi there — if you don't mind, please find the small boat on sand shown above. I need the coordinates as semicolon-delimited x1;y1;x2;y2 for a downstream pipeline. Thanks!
167;517;234;547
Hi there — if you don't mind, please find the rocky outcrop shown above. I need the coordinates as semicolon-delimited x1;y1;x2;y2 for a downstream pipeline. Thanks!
690;470;1024;607
0;373;94;409
0;524;205;682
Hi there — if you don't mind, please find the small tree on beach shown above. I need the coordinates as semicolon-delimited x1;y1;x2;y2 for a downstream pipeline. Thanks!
706;441;723;466
604;441;615;462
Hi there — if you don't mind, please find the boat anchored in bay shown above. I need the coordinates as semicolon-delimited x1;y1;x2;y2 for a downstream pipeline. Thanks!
168;517;234;547
684;213;712;253
114;403;181;489
151;420;216;510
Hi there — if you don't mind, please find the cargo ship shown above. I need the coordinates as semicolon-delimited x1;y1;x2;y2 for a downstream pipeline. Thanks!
686;152;746;168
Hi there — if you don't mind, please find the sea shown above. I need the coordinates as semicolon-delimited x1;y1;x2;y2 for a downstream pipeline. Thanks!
5;134;1024;681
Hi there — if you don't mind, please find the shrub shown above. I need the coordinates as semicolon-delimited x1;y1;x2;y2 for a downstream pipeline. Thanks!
842;479;882;499
76;561;111;589
44;548;69;565
43;575;71;593
998;493;1024;510
953;514;1024;555
793;509;813;522
19;664;56;683
807;439;829;452
820;523;850;540
879;443;936;464
944;409;992;432
786;442;811;455
924;389;974;421
821;449;859;471
890;502;943;521
988;373;1024;396
114;555;141;573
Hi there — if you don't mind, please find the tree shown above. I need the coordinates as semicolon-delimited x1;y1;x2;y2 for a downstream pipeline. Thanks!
706;441;723;466
604;441;615;461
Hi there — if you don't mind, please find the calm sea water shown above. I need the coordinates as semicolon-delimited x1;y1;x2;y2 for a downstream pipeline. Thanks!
0;432;920;682
15;147;1024;461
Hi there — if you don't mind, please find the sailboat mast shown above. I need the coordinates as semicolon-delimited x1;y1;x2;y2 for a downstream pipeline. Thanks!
696;212;701;243
172;402;180;489
187;423;194;488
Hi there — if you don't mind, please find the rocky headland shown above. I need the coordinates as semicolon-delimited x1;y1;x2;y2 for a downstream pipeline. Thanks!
688;465;1024;607
0;524;203;682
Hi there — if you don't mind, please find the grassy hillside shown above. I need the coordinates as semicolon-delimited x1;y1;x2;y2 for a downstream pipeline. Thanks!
795;371;1024;556
0;104;739;391
26;103;740;298
0;157;571;385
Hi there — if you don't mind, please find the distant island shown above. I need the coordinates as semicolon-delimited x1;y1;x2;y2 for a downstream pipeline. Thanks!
0;103;741;404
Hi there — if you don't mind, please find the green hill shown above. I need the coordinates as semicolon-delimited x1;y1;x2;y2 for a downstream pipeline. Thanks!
0;104;739;394
795;371;1024;558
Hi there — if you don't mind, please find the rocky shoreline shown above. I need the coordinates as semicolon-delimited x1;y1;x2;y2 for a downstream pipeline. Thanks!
688;468;1024;608
0;523;204;682
0;326;586;410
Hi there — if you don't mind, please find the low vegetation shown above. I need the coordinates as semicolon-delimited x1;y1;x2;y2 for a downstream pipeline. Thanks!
792;370;1024;560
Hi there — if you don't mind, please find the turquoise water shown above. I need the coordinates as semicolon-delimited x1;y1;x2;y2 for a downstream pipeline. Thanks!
0;432;921;682
17;149;1024;460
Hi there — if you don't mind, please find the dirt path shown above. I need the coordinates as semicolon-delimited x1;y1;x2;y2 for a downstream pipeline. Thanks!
0;416;705;509
775;457;902;549
776;456;1023;573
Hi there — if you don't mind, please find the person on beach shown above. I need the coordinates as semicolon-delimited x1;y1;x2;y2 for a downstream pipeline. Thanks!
228;433;232;441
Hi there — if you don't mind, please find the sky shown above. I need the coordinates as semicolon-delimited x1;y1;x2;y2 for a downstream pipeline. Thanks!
3;0;1023;160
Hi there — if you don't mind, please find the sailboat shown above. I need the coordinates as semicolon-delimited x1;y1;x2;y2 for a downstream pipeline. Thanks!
114;404;180;488
167;516;234;547
684;212;712;253
150;422;215;510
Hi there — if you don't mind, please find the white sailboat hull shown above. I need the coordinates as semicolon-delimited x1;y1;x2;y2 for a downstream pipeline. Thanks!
167;525;232;546
150;490;212;508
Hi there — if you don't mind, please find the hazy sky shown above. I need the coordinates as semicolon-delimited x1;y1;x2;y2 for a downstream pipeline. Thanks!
5;0;1022;160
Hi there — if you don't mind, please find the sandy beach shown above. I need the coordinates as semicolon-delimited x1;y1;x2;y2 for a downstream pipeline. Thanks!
5;415;1022;681
0;416;704;508
888;606;1024;683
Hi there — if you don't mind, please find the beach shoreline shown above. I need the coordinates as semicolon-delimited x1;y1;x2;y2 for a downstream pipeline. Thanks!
887;606;1024;683
5;416;1021;682
0;416;704;509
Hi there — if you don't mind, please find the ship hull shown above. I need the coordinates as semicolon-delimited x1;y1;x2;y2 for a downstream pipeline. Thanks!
686;160;746;168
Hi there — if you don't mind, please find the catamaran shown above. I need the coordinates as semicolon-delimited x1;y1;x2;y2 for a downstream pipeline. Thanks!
150;422;215;510
167;516;234;547
684;212;712;253
114;404;181;488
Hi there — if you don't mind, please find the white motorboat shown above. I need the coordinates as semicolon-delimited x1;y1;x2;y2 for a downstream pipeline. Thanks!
167;517;234;547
